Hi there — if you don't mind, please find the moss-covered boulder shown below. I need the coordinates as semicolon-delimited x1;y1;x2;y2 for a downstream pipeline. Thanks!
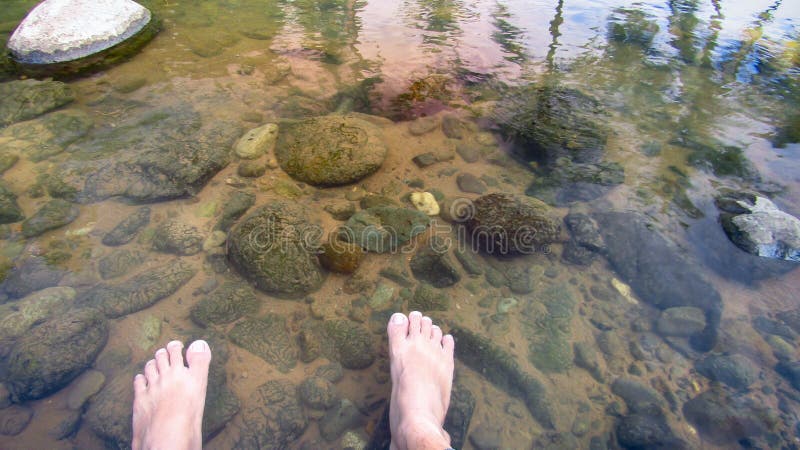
77;260;196;318
0;182;24;224
229;315;298;372
339;206;430;253
152;220;203;256
227;202;324;298
450;326;554;429
0;110;93;162
97;249;146;280
191;281;259;327
494;85;608;165
48;106;240;203
214;191;255;231
236;380;307;448
318;240;364;273
6;308;108;402
21;199;79;238
0;286;75;341
409;283;450;311
301;319;376;369
410;237;461;288
102;207;150;246
466;193;561;255
275;114;387;186
0;79;74;127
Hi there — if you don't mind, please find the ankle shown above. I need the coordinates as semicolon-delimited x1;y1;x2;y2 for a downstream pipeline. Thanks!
396;415;451;450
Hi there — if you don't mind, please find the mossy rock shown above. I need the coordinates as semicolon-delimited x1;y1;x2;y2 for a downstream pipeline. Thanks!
21;199;79;238
0;110;93;162
318;240;364;274
466;193;561;255
0;181;24;224
102;207;150;246
227;202;324;298
0;79;74;127
191;281;259;327
229;315;298;372
6;308;108;402
409;283;450;311
339;206;430;253
151;220;203;256
214;191;255;231
76;260;196;318
97;249;146;280
236;380;307;448
275;114;387;186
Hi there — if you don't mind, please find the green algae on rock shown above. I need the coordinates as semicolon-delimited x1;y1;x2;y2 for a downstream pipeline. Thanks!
21;199;79;238
6;308;108;402
466;193;561;255
339;206;430;253
227;202;324;298
0;110;93;162
76;260;196;318
229;315;298;372
274;114;387;186
102;207;150;246
0;79;74;127
450;326;554;429
190;281;259;327
409;283;450;311
0;181;24;224
236;380;307;448
151;220;203;256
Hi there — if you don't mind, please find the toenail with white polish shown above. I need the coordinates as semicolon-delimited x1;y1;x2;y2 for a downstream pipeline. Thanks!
409;311;422;318
188;340;208;352
167;340;183;348
391;313;407;324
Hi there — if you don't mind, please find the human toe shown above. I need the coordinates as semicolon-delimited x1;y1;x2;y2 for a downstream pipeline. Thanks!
133;373;147;396
408;311;422;336
387;312;409;345
431;325;443;343
166;340;184;368
154;347;170;373
420;316;433;338
144;359;158;384
186;340;212;378
443;334;455;355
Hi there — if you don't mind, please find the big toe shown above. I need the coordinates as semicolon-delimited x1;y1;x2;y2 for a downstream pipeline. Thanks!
185;340;211;378
387;313;409;353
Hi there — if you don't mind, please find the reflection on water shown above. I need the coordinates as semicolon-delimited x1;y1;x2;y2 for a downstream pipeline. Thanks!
0;0;798;448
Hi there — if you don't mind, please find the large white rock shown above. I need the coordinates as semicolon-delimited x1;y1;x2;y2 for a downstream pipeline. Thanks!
8;0;151;64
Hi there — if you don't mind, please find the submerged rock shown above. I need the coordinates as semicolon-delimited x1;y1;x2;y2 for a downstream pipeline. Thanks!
0;182;24;224
320;399;363;441
84;373;133;448
98;249;146;280
1;257;65;298
716;191;800;262
683;389;775;444
0;110;93;162
318;240;364;274
275;114;387;186
21;199;79;238
525;159;624;206
450;326;554;428
494;85;608;165
409;283;449;311
298;376;338;410
51;106;240;203
229;315;298;372
593;211;722;352
190;281;258;327
77;260;196;317
102;207;150;246
8;0;152;64
322;320;375;369
0;286;76;341
152;220;203;256
466;193;561;255
409;237;461;288
695;354;758;390
656;307;706;337
0;405;33;436
214;191;255;231
227;202;324;297
235;123;278;159
339;207;430;253
409;192;440;216
6;308;108;402
236;380;307;448
0;79;74;126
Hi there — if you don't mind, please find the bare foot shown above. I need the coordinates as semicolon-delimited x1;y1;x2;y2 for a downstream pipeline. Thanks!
132;340;211;450
387;311;455;450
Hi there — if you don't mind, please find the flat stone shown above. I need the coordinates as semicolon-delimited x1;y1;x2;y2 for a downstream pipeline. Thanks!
0;286;76;340
0;79;74;126
235;123;278;159
456;173;487;194
408;116;439;136
717;191;800;262
0;405;32;436
339;207;430;253
695;354;758;390
21;199;79;238
8;0;152;64
102;207;150;246
657;307;706;337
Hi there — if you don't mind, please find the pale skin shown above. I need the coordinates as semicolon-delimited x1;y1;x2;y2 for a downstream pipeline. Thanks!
131;311;455;450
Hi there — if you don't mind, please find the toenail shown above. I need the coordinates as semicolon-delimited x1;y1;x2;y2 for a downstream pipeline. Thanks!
155;348;166;356
167;340;183;349
188;340;208;353
409;311;422;318
391;313;407;324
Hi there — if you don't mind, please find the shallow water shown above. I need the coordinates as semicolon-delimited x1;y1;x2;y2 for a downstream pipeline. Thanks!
0;0;798;448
